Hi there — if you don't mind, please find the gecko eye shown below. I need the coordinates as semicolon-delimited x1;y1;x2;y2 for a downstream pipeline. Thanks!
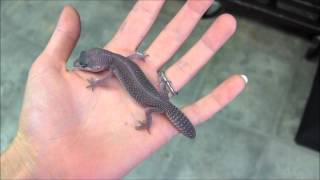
79;61;87;67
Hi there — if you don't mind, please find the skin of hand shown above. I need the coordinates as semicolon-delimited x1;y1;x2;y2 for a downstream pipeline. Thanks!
0;1;246;179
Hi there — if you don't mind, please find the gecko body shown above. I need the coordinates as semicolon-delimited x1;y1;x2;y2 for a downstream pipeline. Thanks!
73;48;196;138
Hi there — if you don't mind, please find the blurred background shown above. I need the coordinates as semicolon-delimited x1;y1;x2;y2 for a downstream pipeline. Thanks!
1;0;319;179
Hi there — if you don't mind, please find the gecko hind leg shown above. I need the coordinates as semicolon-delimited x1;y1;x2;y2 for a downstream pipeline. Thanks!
158;71;177;100
87;71;112;91
159;78;170;100
135;108;164;134
127;52;148;61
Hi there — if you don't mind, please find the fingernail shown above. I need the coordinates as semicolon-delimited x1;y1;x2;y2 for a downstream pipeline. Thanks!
240;74;248;84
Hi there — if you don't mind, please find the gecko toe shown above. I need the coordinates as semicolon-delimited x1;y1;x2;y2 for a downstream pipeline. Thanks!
86;84;94;91
135;120;151;134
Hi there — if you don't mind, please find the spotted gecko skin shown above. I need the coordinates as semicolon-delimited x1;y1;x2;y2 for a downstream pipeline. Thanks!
73;48;196;138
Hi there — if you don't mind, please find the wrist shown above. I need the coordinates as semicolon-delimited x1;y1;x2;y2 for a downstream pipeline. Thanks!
1;131;36;179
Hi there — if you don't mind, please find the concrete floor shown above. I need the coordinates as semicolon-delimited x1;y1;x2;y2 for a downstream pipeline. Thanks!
1;1;319;179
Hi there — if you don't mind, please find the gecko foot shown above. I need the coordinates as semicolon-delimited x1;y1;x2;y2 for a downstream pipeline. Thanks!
135;120;151;134
158;71;178;97
86;78;98;91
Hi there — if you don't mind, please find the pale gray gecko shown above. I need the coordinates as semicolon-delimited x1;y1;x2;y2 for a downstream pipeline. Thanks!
73;48;196;138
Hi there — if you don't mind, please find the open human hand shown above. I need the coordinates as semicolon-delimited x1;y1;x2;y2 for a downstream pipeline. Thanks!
1;1;246;179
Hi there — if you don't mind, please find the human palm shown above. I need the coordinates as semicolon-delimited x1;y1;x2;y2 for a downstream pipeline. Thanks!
2;1;246;179
22;52;166;178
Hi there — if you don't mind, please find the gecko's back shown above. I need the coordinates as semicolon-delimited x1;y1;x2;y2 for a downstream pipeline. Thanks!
111;54;165;107
110;53;196;138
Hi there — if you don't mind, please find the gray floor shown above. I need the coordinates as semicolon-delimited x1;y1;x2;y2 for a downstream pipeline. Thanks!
1;1;319;179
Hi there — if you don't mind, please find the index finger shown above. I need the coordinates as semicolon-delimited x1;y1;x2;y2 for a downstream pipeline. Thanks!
105;0;165;53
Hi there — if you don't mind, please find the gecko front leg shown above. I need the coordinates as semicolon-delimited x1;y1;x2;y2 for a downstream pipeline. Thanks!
87;71;113;91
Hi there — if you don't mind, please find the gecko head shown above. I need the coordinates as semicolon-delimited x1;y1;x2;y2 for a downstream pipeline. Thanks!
73;48;110;72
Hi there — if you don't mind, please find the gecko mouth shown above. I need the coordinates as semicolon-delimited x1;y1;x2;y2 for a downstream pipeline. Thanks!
72;65;103;73
72;60;88;71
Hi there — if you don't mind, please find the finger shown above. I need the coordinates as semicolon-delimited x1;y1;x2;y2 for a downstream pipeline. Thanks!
183;75;247;125
166;14;237;91
42;5;80;67
145;0;213;70
105;0;165;53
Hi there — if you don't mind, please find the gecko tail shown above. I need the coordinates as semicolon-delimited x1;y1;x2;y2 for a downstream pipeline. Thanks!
165;103;196;139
